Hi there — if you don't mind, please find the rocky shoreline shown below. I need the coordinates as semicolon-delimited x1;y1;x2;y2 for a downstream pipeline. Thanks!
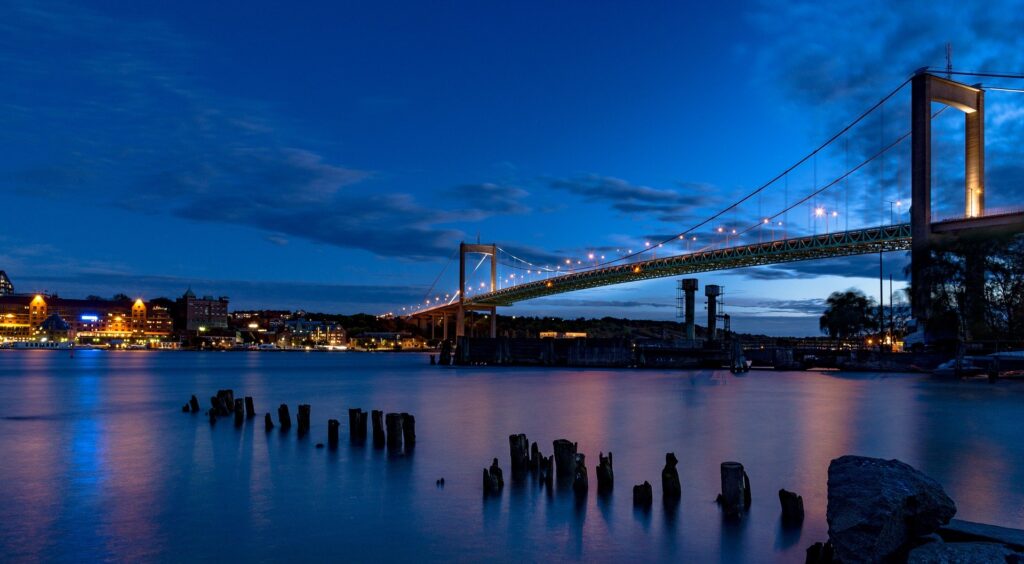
807;455;1023;563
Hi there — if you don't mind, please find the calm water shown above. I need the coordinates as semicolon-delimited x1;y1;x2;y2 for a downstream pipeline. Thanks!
1;351;1022;562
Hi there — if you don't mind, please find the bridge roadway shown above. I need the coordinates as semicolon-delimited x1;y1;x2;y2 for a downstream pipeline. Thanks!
407;209;1024;320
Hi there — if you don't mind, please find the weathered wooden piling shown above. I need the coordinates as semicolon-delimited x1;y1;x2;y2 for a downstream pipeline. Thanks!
234;399;244;426
264;413;274;432
278;404;292;430
189;395;200;413
538;454;554;485
633;481;653;507
216;390;234;415
385;412;403;450
572;453;588;495
297;404;311;435
597;452;614;493
483;458;504;496
509;434;530;478
530;441;541;473
371;409;385;448
245;396;255;419
327;418;340;446
401;413;416;448
662;452;681;501
348;408;368;442
553;439;577;481
718;461;751;515
779;488;804;523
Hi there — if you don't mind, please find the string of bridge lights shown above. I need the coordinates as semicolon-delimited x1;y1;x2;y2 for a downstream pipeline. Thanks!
387;69;1024;317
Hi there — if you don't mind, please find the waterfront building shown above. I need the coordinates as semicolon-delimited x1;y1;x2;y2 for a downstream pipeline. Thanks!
348;331;423;350
539;331;588;339
0;271;13;296
0;294;174;345
177;288;229;332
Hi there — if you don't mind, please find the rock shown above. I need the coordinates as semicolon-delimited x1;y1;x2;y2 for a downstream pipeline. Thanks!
907;541;1020;563
572;453;588;495
662;453;681;501
805;541;835;564
181;404;189;413
939;519;1024;551
596;452;613;493
827;455;956;563
189;395;200;413
633;481;653;508
552;439;577;481
780;488;805;524
509;434;530;478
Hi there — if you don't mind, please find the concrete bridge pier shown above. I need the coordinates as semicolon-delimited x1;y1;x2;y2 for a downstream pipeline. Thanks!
706;285;721;342
682;279;698;340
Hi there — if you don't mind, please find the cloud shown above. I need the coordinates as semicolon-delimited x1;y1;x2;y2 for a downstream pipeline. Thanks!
549;175;716;223
0;1;522;261
740;253;910;281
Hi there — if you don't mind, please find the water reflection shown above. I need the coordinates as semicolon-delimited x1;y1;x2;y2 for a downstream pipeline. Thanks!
2;352;1024;561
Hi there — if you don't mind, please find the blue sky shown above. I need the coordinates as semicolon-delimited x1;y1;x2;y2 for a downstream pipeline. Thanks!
2;0;1023;335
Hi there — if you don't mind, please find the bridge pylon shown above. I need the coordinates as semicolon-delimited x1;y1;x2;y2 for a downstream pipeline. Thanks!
457;242;498;338
911;71;985;325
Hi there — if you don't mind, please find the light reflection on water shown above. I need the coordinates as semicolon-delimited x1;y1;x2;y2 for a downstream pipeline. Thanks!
1;350;1023;562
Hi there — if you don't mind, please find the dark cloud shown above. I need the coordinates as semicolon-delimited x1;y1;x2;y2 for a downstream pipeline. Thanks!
528;298;674;309
550;175;717;223
741;253;910;281
447;183;531;215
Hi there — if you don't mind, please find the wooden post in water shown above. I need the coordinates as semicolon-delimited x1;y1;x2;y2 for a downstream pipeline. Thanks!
189;395;200;413
597;452;614;493
385;412;403;450
553;439;577;482
348;408;367;442
234;399;244;426
662;453;681;502
509;434;529;479
718;461;751;516
245;396;255;419
633;481;653;508
483;458;504;496
328;419;340;446
572;453;588;495
278;404;292;430
779;489;804;524
371;410;385;448
401;413;416;448
297;404;311;435
264;413;274;432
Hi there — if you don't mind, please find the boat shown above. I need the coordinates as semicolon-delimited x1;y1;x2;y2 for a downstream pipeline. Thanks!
12;341;74;350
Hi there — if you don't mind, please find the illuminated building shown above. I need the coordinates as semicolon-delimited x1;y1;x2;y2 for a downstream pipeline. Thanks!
539;331;588;339
0;271;13;296
178;288;229;332
0;294;174;344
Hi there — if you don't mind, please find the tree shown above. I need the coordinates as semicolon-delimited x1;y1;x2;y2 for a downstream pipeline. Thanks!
819;289;876;339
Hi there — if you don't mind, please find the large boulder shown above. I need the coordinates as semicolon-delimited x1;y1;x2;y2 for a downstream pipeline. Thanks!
827;455;956;563
907;541;1020;563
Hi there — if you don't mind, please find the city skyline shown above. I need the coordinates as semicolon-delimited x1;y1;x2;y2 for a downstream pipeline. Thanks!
3;1;1024;335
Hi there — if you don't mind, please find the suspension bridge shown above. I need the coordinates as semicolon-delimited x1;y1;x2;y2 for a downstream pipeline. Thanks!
400;70;1024;339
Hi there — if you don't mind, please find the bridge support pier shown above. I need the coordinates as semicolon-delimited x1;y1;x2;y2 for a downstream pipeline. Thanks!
910;71;985;326
681;279;698;340
706;285;721;343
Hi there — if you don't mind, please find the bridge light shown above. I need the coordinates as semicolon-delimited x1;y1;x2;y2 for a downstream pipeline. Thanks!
731;229;736;234
644;241;650;247
832;211;838;217
815;207;825;217
565;259;571;264
633;266;641;273
588;253;594;259
763;218;770;224
692;236;697;241
717;227;724;233
600;255;605;259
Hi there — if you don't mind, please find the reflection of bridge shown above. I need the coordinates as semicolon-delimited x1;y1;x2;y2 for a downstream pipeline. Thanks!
405;71;1024;338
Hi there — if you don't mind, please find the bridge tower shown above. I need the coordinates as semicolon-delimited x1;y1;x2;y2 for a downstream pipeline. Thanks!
910;71;985;324
456;242;498;338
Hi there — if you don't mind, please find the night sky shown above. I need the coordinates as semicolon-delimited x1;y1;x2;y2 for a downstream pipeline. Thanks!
2;0;1023;334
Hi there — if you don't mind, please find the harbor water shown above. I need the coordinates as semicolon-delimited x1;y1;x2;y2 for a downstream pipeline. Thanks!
1;350;1022;562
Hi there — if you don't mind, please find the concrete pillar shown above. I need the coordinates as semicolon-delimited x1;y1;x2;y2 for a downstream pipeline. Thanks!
910;72;933;322
682;278;698;340
706;285;721;342
965;89;984;218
